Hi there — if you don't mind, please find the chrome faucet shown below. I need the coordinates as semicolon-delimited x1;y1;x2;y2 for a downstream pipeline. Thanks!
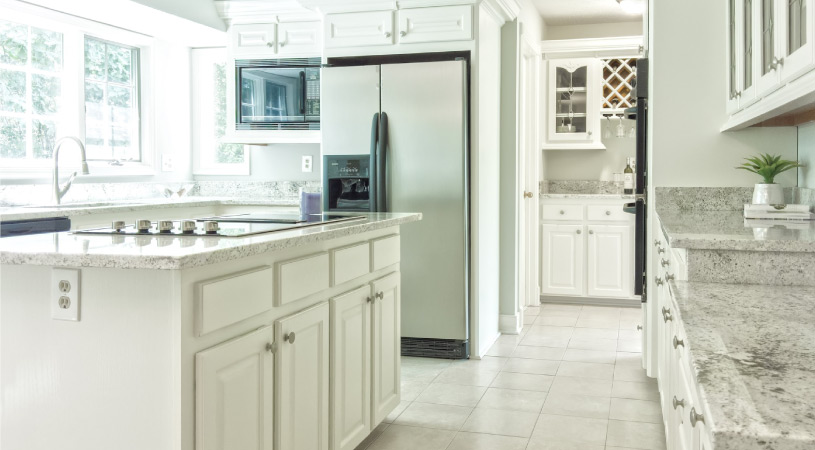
52;137;90;205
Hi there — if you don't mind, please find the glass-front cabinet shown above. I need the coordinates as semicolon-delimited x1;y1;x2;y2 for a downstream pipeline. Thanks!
543;58;603;150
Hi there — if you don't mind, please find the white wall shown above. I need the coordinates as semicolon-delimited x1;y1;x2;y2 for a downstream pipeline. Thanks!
499;21;519;320
799;122;815;189
544;21;642;41
544;125;636;180
131;0;226;31
194;144;322;182
650;0;798;187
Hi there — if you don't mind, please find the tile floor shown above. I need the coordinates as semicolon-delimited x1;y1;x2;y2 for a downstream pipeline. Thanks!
355;303;666;450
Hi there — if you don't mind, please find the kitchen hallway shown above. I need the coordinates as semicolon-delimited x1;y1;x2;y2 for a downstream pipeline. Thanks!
355;304;665;450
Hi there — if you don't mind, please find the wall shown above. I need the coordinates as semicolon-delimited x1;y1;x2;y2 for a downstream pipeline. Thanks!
194;144;322;182
131;0;226;31
544;125;636;180
544;21;642;41
799;122;815;189
650;0;798;187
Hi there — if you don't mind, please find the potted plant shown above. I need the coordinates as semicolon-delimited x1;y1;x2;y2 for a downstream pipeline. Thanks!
736;153;802;204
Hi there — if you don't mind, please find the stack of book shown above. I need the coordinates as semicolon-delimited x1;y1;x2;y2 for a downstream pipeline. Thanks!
743;204;814;220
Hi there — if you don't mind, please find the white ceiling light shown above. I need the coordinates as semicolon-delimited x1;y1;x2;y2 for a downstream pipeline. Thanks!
617;0;645;14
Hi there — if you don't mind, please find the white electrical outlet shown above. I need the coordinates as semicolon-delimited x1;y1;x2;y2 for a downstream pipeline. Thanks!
302;155;313;173
51;268;80;321
161;154;174;172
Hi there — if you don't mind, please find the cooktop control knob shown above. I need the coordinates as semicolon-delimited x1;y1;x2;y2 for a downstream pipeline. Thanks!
203;221;220;234
180;220;197;234
112;221;125;232
136;219;152;233
158;220;174;233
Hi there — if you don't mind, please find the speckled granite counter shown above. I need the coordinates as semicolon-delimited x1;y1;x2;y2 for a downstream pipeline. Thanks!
669;280;815;450
540;193;636;200
0;213;421;270
657;208;815;253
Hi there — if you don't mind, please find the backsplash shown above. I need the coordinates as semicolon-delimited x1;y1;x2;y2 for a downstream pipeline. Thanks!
655;187;800;211
541;180;624;195
0;181;322;207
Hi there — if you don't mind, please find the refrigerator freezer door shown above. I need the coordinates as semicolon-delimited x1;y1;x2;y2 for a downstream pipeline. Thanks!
322;65;381;156
381;60;468;341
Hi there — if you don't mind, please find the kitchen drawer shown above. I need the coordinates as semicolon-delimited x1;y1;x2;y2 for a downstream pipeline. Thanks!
331;242;370;286
196;266;274;336
276;252;329;306
541;204;584;221
586;204;631;222
371;234;400;271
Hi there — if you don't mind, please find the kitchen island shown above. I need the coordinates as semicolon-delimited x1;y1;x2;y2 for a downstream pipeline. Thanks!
0;212;420;450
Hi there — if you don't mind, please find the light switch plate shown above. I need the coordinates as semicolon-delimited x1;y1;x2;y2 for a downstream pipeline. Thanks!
51;268;80;321
302;155;313;173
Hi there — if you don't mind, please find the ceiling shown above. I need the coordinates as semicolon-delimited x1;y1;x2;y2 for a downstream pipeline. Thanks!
531;0;645;26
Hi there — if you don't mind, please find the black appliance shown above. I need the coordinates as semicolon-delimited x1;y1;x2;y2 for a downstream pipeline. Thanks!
0;217;70;238
235;58;320;130
323;155;374;212
623;58;648;301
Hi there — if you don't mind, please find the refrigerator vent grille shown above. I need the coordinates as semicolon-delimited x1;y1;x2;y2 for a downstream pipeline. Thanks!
401;337;469;360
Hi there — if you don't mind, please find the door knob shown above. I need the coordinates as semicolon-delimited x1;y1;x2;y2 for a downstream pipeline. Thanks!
284;332;296;344
523;191;533;198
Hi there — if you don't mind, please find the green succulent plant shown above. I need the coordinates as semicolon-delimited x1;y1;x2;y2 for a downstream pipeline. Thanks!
735;153;803;184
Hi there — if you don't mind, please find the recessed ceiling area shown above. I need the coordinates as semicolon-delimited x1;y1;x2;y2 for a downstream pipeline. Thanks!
532;0;645;26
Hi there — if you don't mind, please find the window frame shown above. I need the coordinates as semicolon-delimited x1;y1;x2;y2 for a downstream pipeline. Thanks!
0;5;154;177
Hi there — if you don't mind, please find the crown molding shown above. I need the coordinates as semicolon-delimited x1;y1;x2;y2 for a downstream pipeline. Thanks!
541;35;644;58
215;0;320;23
479;0;520;24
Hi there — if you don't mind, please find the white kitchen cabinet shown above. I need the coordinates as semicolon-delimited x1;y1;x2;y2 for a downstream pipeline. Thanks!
324;11;394;48
231;23;277;58
195;325;275;450
396;5;473;44
543;58;603;150
540;224;585;297
587;224;632;298
371;272;401;424
330;286;371;450
277;21;322;56
275;302;330;450
778;0;815;82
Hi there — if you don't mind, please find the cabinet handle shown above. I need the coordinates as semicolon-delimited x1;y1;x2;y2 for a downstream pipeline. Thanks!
400;30;407;37
660;258;670;267
265;342;275;353
672;396;685;410
689;407;705;427
367;296;373;303
376;291;384;300
665;273;675;282
657;247;665;254
576;229;582;235
637;325;643;331
384;31;392;38
266;42;274;48
284;332;296;344
655;276;664;286
673;336;684;349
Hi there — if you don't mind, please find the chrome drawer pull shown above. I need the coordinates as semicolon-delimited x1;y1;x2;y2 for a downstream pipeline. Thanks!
690;407;705;427
673;336;684;349
672;396;685;409
284;332;296;344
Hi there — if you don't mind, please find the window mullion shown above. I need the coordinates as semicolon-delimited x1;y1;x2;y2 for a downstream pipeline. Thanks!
25;25;33;160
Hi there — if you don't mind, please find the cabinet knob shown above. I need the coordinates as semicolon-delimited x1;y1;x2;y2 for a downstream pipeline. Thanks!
605;210;611;216
384;31;392;38
266;42;274;48
265;343;275;353
588;229;594;234
284;332;296;344
672;396;685;410
657;247;666;254
663;310;673;323
654;276;664;286
665;273;675;282
376;291;384;300
689;407;705;427
279;41;286;47
367;296;373;303
637;325;643;331
576;229;582;235
654;239;661;247
560;210;565;215
673;336;684;349
400;30;407;37
588;131;593;137
660;258;670;267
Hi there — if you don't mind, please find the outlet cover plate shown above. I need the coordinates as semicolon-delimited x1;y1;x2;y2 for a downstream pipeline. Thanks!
51;268;80;321
302;155;313;172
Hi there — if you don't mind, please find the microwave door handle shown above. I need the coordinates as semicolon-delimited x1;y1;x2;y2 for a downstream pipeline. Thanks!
370;112;379;212
299;71;306;115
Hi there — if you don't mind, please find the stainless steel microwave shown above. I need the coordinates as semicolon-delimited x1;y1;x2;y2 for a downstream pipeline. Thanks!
235;58;320;130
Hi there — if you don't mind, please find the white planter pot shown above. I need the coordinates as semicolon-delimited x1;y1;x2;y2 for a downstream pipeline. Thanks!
752;183;785;204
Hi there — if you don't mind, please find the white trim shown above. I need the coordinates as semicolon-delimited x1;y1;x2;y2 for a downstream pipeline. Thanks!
721;67;815;130
541;35;644;59
540;295;641;308
215;0;320;24
499;314;522;335
476;331;501;358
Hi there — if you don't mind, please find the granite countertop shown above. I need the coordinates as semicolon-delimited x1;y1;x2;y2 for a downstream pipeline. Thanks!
0;197;300;221
0;213;421;270
669;280;815;450
657;208;815;252
540;193;636;199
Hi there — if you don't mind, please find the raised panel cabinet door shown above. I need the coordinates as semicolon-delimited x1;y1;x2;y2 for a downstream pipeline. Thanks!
330;286;372;450
371;272;401;425
540;224;585;296
195;325;274;450
275;302;330;450
324;11;394;48
277;21;321;56
673;362;695;450
543;58;603;149
396;5;473;44
586;225;632;298
231;23;277;57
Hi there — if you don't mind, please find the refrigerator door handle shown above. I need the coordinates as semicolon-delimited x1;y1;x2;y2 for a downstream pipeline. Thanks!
370;112;380;212
377;112;389;212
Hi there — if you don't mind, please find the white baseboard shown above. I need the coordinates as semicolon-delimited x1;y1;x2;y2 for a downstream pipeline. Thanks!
477;331;501;358
499;314;522;335
540;295;641;308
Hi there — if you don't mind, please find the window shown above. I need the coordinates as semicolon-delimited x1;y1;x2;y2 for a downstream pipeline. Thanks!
192;48;247;174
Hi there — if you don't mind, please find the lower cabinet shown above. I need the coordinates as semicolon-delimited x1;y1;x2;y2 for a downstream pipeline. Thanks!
195;325;275;450
587;225;632;298
371;272;401;424
540;224;585;296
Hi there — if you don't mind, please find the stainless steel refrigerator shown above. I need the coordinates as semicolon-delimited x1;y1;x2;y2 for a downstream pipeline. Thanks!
322;59;470;358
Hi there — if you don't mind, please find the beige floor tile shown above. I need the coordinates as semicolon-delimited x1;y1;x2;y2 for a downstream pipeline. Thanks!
523;314;537;324
611;379;660;401
548;376;613;397
606;419;667;449
542;303;583;311
383;400;410;423
355;423;389;450
609;397;663;423
613;364;651;383
476;387;547;413
519;335;570;348
525;306;541;316
562;348;617;364
450;356;508;372
526;325;575;338
619;307;641;318
541;392;610;419
617;330;641;340
619;319;643;330
461;407;539;438
503;357;560;375
535;315;578;327
393;402;472;430
512;345;566;361
530;414;608;446
365;424;456;450
557;361;615;380
571;327;619;340
615;352;643;367
415;383;487;407
445;432;529;450
401;357;452;370
401;365;445;383
617;338;643;353
568;337;618;352
434;367;499;387
526;440;604;450
400;380;429;401
581;306;622;314
496;334;525;345
575;318;620;329
537;309;582;318
486;343;518;357
490;371;554;392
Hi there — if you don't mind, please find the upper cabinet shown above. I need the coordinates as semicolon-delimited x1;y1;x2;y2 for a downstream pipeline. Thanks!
724;0;815;129
230;22;321;58
324;11;395;48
